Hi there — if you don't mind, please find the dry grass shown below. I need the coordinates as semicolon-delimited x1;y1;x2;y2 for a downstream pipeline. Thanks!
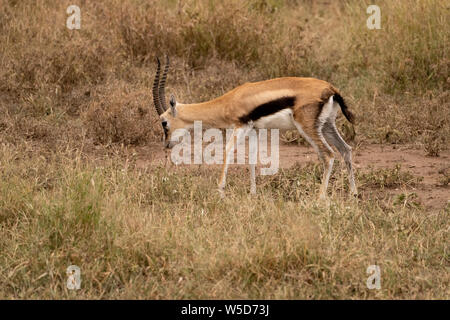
0;0;449;299
1;0;448;148
0;143;448;299
82;82;160;146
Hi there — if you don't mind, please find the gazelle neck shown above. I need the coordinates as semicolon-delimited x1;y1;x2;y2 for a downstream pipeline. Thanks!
176;97;233;128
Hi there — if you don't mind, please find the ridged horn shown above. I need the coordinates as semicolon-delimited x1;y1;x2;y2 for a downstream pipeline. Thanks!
152;57;164;115
158;55;170;112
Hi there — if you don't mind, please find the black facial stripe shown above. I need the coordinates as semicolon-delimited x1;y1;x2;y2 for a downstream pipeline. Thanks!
161;121;169;141
239;96;296;123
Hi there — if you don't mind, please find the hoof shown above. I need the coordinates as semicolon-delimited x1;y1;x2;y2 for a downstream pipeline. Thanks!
218;188;225;199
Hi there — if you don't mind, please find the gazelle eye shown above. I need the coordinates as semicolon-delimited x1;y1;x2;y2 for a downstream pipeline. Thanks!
161;121;168;127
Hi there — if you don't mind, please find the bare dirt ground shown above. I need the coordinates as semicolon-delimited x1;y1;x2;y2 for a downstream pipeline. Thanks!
353;144;449;209
135;142;449;211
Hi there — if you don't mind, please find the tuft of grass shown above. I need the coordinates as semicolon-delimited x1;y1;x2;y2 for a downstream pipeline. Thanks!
393;192;422;209
263;163;322;201
358;165;423;190
82;83;160;146
438;166;450;186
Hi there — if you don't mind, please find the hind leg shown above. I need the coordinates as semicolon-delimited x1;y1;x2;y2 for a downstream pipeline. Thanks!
322;121;357;196
318;153;335;200
292;118;335;200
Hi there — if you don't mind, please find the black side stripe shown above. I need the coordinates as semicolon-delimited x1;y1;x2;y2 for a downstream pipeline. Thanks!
239;96;296;123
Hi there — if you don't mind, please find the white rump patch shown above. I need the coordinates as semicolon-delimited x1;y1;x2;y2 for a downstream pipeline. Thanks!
318;96;339;124
316;96;336;155
254;108;296;130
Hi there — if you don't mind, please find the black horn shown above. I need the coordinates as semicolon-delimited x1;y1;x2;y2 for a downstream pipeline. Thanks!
159;55;170;112
152;58;165;115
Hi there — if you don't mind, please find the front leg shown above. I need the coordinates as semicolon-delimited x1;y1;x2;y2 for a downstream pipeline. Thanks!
218;123;255;197
250;163;256;195
218;127;238;198
248;121;257;195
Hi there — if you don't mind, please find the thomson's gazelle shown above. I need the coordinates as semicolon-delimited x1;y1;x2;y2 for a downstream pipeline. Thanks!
152;57;357;199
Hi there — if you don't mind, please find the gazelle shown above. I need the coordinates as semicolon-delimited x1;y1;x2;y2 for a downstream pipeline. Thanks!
152;57;357;199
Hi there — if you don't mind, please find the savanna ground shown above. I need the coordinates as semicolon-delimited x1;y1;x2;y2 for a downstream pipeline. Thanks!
0;0;448;299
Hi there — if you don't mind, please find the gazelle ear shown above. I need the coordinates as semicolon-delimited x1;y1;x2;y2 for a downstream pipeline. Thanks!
170;94;177;117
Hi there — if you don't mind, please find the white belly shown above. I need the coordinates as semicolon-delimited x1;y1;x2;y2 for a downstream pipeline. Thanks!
254;108;296;130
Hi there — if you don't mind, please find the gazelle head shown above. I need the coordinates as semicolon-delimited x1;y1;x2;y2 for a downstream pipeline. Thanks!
152;56;187;149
